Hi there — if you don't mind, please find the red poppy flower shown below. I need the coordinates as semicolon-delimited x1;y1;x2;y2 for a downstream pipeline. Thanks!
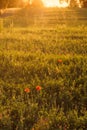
58;59;62;63
36;86;42;91
24;88;30;93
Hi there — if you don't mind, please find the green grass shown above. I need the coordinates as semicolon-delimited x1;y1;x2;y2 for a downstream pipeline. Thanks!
0;7;87;130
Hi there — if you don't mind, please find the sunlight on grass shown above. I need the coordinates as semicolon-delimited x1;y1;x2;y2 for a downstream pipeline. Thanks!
0;7;87;130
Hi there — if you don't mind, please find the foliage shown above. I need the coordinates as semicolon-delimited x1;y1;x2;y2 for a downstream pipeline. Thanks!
81;0;87;7
0;0;23;9
0;0;9;9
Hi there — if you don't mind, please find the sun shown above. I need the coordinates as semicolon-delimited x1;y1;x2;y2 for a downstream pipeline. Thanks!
42;0;69;8
22;0;69;8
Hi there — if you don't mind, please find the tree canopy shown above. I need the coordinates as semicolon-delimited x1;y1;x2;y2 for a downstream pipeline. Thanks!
0;0;9;9
0;0;23;9
0;0;87;9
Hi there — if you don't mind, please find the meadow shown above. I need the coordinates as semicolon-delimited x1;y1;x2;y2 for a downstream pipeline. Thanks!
0;7;87;130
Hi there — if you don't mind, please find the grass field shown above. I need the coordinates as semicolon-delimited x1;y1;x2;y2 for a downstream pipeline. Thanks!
0;7;87;130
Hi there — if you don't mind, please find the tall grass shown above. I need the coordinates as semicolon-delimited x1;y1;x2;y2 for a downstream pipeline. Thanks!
0;7;87;130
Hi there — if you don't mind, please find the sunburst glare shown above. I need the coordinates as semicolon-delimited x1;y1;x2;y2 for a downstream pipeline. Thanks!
22;0;81;8
42;0;69;8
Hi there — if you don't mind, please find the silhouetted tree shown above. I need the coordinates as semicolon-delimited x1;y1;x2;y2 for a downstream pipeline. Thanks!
81;0;87;7
0;0;9;9
69;0;79;7
0;0;24;9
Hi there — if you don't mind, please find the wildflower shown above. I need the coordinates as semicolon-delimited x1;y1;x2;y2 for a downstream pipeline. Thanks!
58;59;62;63
36;86;42;91
24;88;30;93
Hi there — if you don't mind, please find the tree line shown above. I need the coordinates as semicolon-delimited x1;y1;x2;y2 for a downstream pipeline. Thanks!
0;0;87;9
0;0;24;9
70;0;87;7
